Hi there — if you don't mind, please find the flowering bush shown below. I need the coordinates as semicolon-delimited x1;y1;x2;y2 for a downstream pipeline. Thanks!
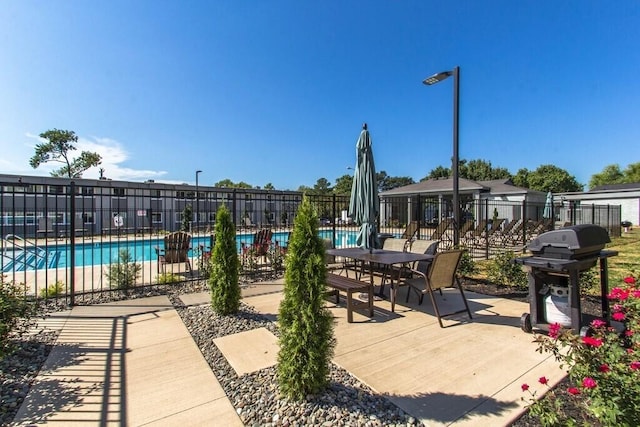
522;275;640;426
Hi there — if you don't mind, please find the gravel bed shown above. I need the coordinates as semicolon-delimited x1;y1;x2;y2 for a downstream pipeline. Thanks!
2;280;421;426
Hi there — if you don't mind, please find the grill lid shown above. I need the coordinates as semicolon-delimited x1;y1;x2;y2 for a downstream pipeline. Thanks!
527;224;610;259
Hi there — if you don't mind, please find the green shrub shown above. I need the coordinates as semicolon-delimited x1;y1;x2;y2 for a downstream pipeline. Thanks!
209;205;241;315
267;244;286;272
155;273;182;284
1;275;34;357
106;250;141;290
39;280;66;298
487;250;527;288
457;250;478;277
277;196;335;400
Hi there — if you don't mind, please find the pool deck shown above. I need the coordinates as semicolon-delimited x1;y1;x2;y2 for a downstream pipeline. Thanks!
12;277;565;426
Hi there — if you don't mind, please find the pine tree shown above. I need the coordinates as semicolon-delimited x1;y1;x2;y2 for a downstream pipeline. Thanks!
277;196;335;400
209;205;241;314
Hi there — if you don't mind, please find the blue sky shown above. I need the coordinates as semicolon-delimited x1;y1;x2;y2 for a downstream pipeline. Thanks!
1;1;639;190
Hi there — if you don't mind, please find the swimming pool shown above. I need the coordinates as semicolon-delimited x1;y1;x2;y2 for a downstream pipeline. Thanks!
2;230;363;272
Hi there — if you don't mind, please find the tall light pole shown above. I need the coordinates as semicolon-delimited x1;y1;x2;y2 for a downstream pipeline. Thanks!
423;66;460;247
195;170;202;234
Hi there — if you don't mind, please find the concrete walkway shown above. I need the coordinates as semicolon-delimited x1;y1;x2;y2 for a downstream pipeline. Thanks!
12;282;564;426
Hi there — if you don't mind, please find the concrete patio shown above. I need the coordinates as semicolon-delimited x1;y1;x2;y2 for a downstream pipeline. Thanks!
11;280;564;426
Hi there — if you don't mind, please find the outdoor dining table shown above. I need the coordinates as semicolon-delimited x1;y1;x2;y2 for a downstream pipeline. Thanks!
326;247;434;313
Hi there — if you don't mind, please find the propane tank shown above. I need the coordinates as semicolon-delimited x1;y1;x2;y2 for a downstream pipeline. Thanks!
544;285;572;327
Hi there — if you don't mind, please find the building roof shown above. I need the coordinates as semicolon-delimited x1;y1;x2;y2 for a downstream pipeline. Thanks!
380;177;541;197
589;182;640;192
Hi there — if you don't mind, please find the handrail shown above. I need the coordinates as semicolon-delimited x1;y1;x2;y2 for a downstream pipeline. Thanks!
3;234;48;264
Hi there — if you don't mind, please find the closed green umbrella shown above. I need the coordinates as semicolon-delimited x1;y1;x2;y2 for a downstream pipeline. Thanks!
349;123;379;251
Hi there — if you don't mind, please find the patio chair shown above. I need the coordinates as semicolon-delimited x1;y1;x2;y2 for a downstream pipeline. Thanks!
323;238;357;277
474;218;505;246
402;249;472;328
241;228;273;259
375;237;410;293
384;239;441;300
429;218;453;248
458;219;475;242
401;221;419;240
155;231;193;276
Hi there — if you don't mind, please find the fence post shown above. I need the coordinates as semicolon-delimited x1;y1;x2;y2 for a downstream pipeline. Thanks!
484;199;490;259
69;181;76;307
522;200;527;249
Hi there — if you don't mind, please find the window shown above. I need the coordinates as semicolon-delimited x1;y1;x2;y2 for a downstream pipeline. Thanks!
113;188;125;197
151;189;161;198
48;212;66;225
176;191;186;199
81;187;94;196
151;212;162;224
49;185;64;194
208;212;216;223
80;212;95;224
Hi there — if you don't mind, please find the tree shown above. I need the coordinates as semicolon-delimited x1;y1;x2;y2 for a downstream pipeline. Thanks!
459;159;511;181
214;179;253;188
589;164;625;189
312;178;332;194
263;182;275;190
209;205;241;315
180;204;193;231
511;168;531;189
277;196;334;400
30;129;102;178
421;159;511;182
623;162;640;183
381;175;414;191
333;174;353;195
421;165;450;181
515;164;583;192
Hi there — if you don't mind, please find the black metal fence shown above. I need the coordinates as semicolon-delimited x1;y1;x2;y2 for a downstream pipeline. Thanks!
0;177;620;305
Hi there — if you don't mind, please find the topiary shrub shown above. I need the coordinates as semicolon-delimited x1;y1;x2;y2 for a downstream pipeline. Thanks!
209;205;241;315
277;196;335;400
106;250;141;290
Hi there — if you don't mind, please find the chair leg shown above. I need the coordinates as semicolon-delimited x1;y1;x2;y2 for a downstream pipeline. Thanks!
426;286;445;328
456;277;473;319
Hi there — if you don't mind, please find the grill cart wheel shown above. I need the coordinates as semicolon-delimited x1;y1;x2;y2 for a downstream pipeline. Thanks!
521;313;532;333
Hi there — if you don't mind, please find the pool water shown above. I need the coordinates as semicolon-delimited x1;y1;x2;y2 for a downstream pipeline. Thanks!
3;230;361;272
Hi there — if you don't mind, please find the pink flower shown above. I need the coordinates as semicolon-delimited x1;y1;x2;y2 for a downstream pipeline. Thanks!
630;361;640;371
612;311;626;321
539;376;548;385
632;290;640;298
625;329;634;337
590;319;607;328
548;323;561;339
608;288;630;301
567;387;580;395
521;383;530;391
582;377;597;389
623;276;636;285
582;336;603;347
598;364;610;373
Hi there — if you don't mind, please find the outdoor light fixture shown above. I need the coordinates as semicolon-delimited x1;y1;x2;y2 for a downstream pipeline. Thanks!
423;66;460;247
195;170;202;233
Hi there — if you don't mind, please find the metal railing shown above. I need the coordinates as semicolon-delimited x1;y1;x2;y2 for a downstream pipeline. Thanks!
0;177;621;305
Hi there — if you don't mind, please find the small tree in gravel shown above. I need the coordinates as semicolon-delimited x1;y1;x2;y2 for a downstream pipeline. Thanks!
277;196;335;400
209;205;241;315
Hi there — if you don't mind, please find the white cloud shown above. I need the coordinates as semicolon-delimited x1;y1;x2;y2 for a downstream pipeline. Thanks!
2;132;168;182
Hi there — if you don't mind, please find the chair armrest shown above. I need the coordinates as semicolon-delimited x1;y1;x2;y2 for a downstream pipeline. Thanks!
154;246;164;256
